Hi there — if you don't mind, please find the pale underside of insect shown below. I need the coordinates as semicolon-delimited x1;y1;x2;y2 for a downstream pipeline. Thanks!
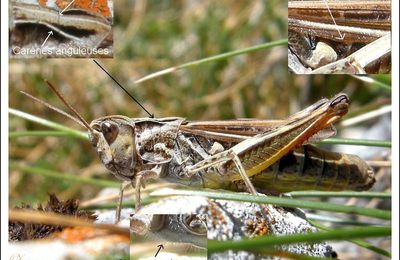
22;82;375;223
131;196;336;259
288;0;391;74
131;214;207;249
10;1;113;57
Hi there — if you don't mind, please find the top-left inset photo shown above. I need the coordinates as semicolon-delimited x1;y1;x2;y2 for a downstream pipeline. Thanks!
10;0;113;58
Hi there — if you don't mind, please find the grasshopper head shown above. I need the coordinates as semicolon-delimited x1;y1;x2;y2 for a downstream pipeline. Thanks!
22;81;139;181
303;93;349;127
89;116;137;181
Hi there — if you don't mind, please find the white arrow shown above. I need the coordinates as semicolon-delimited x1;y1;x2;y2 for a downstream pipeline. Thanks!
59;0;76;15
41;31;53;47
323;0;345;40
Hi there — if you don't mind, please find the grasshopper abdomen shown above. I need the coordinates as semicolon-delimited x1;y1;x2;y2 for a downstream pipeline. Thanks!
248;145;375;193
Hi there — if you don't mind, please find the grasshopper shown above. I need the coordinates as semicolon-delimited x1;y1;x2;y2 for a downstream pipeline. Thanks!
22;81;375;223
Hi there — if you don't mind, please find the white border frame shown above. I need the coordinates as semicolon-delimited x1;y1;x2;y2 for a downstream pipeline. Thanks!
1;0;399;258
391;0;399;258
1;0;10;258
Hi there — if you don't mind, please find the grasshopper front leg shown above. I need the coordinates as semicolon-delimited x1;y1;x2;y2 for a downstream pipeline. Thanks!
116;181;132;223
115;166;162;223
133;169;160;211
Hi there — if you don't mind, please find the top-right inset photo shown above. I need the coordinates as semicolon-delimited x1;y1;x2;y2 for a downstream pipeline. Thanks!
288;0;391;74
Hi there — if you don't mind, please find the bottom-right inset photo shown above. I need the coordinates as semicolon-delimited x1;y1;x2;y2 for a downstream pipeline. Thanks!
130;214;207;259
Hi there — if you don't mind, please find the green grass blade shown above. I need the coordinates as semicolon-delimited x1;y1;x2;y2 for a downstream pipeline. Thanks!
305;213;382;226
289;191;391;199
318;138;391;147
351;75;391;92
10;163;119;188
176;39;288;68
207;226;391;253
10;109;390;148
82;199;156;210
151;189;391;220
9;130;81;139
9;108;88;140
135;39;288;84
212;249;334;260
309;220;391;258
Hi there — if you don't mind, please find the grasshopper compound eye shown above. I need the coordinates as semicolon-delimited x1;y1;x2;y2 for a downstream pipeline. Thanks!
101;122;119;145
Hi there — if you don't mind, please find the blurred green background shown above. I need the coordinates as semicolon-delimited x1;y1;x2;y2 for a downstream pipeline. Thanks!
9;0;390;210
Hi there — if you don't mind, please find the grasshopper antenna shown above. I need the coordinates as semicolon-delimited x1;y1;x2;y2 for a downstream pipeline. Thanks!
20;91;87;129
43;80;94;133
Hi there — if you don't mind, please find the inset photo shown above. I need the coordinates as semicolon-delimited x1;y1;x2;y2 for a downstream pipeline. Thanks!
288;0;391;74
130;214;207;260
10;0;113;58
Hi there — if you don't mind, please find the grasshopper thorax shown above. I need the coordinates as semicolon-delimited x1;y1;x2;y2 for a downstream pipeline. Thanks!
89;116;137;181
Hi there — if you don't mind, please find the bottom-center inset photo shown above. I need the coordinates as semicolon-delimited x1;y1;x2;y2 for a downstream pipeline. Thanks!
130;214;208;259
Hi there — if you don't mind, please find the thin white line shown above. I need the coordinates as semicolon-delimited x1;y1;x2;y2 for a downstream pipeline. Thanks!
322;0;344;39
59;0;76;15
41;30;53;47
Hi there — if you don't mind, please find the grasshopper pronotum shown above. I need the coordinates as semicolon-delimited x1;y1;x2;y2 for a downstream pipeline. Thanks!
22;81;375;223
